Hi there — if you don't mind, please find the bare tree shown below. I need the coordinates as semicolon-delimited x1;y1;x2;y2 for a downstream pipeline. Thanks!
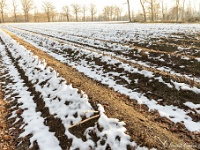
51;11;56;22
62;5;70;22
82;5;87;21
110;6;114;20
43;1;55;22
148;0;155;22
90;4;97;21
0;0;6;23
140;0;147;22
127;0;132;22
185;1;192;21
154;1;160;21
102;5;118;21
71;3;81;22
21;0;34;22
113;6;123;21
161;0;164;21
161;0;168;21
182;0;186;22
175;0;180;22
12;0;18;22
102;6;110;21
199;2;200;17
34;6;39;22
145;0;161;22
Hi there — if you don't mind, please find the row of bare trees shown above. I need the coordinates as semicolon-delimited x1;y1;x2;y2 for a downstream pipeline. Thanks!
0;0;34;22
137;0;200;22
0;0;200;23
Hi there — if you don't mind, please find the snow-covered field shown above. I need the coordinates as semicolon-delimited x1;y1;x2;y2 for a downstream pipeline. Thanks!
0;22;200;149
0;28;149;149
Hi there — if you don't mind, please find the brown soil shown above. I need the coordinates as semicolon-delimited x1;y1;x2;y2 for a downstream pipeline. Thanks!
0;84;15;150
2;29;200;150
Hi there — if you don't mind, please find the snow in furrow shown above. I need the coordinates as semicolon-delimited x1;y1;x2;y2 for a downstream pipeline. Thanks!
0;30;151;149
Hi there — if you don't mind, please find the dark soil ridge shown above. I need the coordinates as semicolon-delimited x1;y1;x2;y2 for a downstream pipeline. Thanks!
3;29;200;149
0;37;71;149
5;27;200;88
64;32;200;57
156;36;200;48
132;41;200;57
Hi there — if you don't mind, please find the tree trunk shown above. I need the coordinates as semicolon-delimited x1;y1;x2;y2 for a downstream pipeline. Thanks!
1;11;4;23
47;12;50;22
150;0;154;22
66;14;69;22
140;0;147;22
182;0;185;22
161;0;165;21
91;15;93;21
24;11;29;22
26;13;28;22
176;0;179;22
83;12;86;21
75;13;78;22
14;10;17;22
24;13;26;22
127;0;132;22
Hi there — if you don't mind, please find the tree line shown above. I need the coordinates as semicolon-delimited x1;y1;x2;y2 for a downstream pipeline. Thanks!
135;0;200;22
0;0;200;23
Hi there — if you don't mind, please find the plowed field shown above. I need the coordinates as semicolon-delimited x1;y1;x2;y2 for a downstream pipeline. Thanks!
0;23;200;150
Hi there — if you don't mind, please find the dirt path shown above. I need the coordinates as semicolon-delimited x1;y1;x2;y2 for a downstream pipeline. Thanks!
3;29;200;150
0;83;15;150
